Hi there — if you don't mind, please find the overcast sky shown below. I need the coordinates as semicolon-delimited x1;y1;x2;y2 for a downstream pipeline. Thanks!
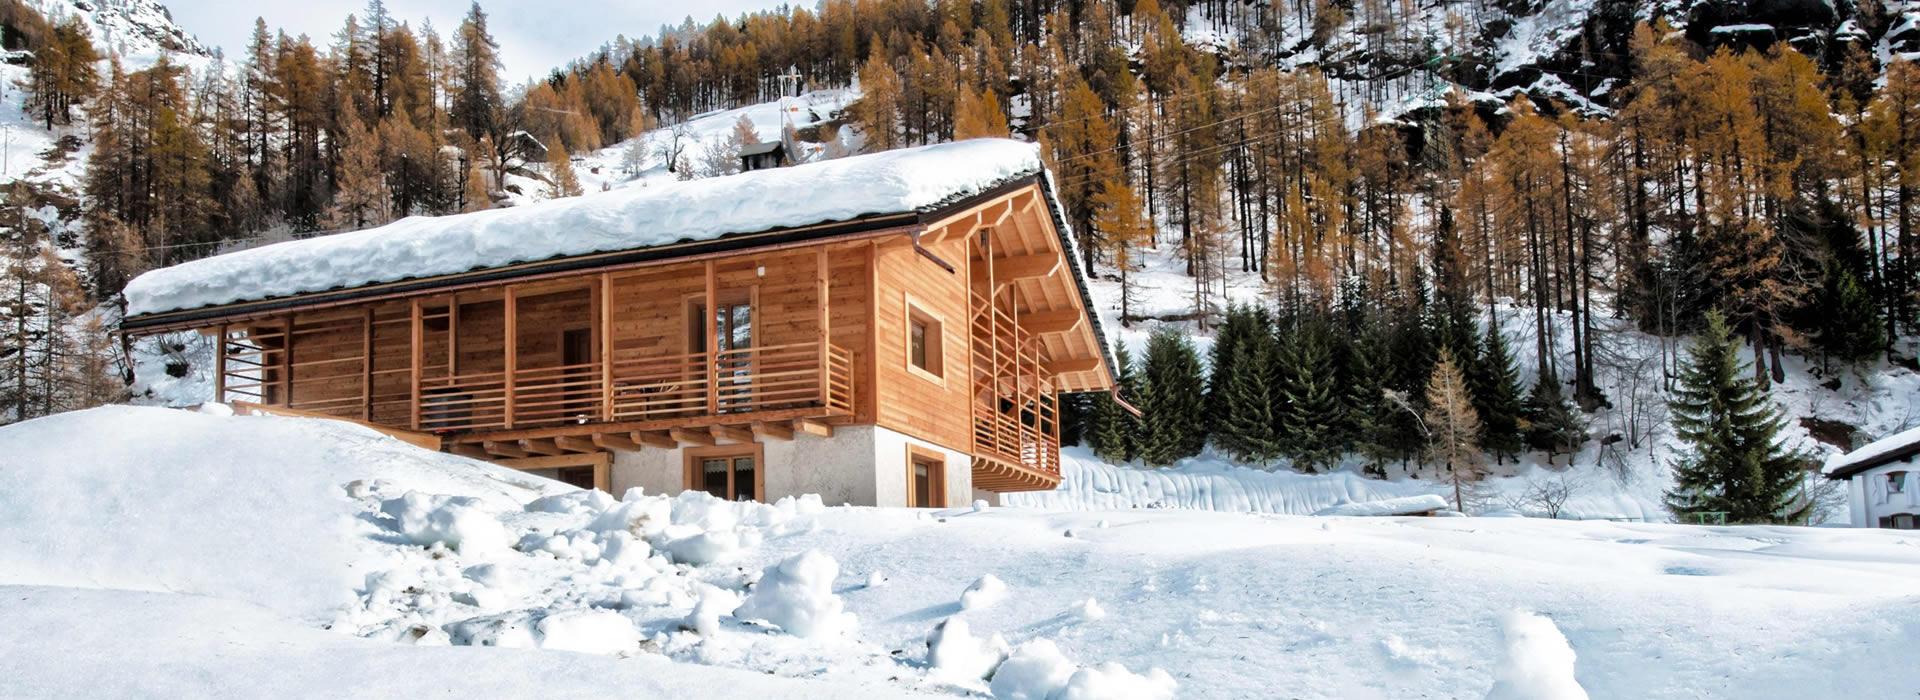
164;0;782;83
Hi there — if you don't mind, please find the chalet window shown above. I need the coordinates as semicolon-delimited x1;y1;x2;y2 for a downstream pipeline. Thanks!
906;298;943;382
1888;472;1908;495
686;445;761;502
906;445;946;508
1882;513;1918;530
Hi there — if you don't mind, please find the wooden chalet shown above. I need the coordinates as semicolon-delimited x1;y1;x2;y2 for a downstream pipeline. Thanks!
120;140;1115;507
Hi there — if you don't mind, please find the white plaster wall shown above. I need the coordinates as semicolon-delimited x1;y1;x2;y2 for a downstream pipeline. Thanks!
1846;458;1920;527
873;426;973;508
608;427;883;505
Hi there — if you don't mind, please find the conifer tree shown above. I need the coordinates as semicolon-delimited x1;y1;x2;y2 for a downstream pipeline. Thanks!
1276;319;1344;472
1664;312;1812;524
1425;348;1484;512
461;151;491;212
450;2;503;142
852;44;901;151
547;143;583;198
1343;320;1396;473
1474;326;1526;463
1522;377;1586;465
1087;342;1140;464
952;85;1008;140
1214;317;1283;465
1204;305;1258;424
1092;178;1151;322
1136;327;1206;466
1812;261;1882;372
328;103;388;229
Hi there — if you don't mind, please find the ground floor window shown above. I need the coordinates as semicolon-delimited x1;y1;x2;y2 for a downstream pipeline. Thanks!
907;445;946;508
685;444;762;502
1881;513;1918;530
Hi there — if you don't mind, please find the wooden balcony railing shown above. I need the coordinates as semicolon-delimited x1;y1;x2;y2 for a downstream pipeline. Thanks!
415;340;853;434
968;289;1061;485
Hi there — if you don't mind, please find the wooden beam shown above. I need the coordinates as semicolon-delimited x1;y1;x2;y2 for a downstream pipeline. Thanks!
703;260;717;415
992;254;1060;282
483;440;529;459
213;323;227;404
599;272;614;421
671;427;715;447
450;443;491;460
752;420;794;441
279;316;294;406
1018;309;1082;336
519;438;565;456
793;417;833;438
709;424;753;444
1045;357;1102;375
633;430;678;449
555;435;599;453
361;308;374;420
592;432;643;451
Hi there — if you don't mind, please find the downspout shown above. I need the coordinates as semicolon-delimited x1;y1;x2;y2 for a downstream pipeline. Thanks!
908;227;956;273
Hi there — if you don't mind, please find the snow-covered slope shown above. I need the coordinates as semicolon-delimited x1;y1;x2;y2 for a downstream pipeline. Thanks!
4;406;1919;698
21;0;208;64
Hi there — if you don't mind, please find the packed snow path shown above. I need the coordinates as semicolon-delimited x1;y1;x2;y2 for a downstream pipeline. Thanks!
3;407;1918;698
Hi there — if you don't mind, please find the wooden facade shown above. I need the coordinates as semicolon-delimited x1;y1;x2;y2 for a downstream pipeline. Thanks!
132;181;1111;493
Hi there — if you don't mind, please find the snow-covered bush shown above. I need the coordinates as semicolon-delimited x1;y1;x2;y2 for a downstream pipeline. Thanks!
732;549;855;639
926;616;1009;682
379;492;508;554
1486;610;1589;700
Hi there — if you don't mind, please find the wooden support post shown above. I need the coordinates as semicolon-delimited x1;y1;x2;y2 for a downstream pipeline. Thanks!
504;285;518;429
448;293;459;376
361;308;374;420
599;272;614;421
816;246;830;407
409;299;422;430
279;316;294;407
213;323;227;404
704;260;717;415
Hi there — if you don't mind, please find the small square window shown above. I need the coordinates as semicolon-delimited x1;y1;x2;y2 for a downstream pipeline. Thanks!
906;301;943;381
1889;472;1908;495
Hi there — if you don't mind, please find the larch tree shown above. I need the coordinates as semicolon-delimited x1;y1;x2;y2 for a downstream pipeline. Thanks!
952;85;1008;140
852;44;902;152
547;143;583;198
1091;177;1152;323
328;102;389;229
1424;348;1485;513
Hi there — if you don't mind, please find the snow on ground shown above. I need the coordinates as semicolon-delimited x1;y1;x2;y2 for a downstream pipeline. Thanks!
5;405;1920;698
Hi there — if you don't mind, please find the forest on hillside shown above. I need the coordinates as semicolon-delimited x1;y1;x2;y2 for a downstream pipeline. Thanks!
2;0;1918;519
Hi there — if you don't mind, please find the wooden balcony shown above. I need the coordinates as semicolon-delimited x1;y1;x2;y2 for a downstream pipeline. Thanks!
969;288;1061;491
413;341;854;434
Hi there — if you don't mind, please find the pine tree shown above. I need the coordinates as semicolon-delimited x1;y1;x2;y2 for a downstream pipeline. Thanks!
1425;348;1485;512
1087;341;1139;464
1811;262;1883;372
1214;318;1283;465
450;1;502;142
1664;312;1812;524
1204;305;1258;425
1475;326;1526;463
1343;320;1395;473
1276;319;1344;472
328;102;388;229
547;142;582;198
1521;378;1586;465
1136;327;1206;466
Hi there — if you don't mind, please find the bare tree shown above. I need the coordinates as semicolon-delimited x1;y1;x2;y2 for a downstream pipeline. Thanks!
1506;470;1586;519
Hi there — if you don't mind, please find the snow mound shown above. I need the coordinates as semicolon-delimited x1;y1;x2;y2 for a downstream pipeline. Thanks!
1486;611;1589;700
0;406;561;622
1057;663;1179;700
989;639;1078;700
124;139;1042;316
961;574;1009;611
732;549;856;639
1314;494;1452;517
380;492;509;554
926;616;1009;682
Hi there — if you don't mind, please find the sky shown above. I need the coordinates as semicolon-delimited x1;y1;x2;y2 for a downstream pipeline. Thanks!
163;0;782;83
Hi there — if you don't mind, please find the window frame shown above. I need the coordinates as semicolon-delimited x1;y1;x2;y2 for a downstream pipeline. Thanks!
902;293;946;386
683;443;765;502
905;444;947;508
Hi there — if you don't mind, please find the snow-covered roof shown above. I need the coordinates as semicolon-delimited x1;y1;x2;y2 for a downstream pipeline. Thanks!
1825;424;1920;480
124;139;1043;318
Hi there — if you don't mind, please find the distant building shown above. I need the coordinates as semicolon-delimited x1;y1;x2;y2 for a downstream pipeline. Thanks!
739;141;786;171
1825;426;1920;529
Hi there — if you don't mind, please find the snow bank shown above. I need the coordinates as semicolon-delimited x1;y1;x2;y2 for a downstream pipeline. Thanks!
1314;494;1452;517
1004;448;1445;514
732;549;856;639
125;139;1041;315
0;406;560;622
380;492;509;554
1485;611;1589;700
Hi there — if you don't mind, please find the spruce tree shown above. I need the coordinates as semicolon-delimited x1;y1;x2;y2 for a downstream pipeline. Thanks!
1811;261;1882;371
1205;305;1259;426
1214;321;1282;465
1474;326;1525;463
1343;320;1396;474
1136;327;1206;466
1087;342;1141;464
1276;318;1344;472
1521;378;1586;465
1664;312;1813;524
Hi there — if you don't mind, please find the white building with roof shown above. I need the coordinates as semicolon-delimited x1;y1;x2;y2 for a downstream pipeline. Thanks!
1825;426;1920;529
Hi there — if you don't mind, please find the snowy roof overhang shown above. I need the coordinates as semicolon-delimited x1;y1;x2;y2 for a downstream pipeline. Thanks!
1824;425;1920;481
119;139;1115;381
